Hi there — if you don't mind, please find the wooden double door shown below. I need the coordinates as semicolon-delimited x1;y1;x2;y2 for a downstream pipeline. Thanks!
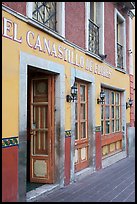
28;72;55;183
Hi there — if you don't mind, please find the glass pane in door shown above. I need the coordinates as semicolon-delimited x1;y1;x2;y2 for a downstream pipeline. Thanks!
80;85;85;102
80;104;86;120
81;122;86;139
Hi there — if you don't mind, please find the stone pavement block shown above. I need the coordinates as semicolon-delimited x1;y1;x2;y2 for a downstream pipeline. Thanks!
123;191;135;202
71;167;134;202
110;181;135;202
97;173;135;202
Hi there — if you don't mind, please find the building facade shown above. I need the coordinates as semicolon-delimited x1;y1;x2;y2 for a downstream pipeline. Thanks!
2;2;135;202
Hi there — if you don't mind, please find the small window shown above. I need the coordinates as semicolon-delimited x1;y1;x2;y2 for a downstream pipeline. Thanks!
26;2;65;37
89;2;99;55
90;2;96;22
117;17;123;69
32;2;56;31
85;2;104;57
101;89;121;135
115;9;126;69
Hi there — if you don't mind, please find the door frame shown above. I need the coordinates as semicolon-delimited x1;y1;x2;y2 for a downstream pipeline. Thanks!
18;51;65;201
70;67;96;182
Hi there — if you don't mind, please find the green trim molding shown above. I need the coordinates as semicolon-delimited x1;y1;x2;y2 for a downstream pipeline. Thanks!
95;126;101;132
2;137;19;148
65;130;71;138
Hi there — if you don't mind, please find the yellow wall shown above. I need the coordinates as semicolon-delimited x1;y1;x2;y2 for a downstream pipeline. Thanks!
2;10;130;138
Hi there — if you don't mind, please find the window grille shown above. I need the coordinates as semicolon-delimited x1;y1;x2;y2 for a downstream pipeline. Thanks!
88;19;99;55
32;2;56;31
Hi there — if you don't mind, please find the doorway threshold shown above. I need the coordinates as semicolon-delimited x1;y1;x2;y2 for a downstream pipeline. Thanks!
26;183;60;202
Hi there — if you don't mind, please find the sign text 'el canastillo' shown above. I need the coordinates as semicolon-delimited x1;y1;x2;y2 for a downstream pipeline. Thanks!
2;17;112;78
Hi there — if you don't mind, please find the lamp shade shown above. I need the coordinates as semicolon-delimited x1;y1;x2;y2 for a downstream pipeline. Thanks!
100;90;105;100
128;98;133;106
71;83;77;97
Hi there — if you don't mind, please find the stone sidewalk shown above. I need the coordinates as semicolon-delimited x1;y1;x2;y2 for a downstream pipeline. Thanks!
30;155;135;202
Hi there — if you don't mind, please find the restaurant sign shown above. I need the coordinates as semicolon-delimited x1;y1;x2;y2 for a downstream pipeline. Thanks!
2;17;112;78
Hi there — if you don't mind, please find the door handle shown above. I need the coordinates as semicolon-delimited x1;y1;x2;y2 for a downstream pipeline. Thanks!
30;132;36;136
30;130;35;135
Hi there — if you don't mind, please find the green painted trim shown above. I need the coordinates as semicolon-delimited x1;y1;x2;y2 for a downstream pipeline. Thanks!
2;137;19;148
65;130;71;137
95;126;101;132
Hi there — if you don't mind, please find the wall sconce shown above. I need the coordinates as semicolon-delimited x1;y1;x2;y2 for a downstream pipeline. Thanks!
66;83;78;102
127;49;132;54
97;90;105;104
99;54;107;61
126;98;133;109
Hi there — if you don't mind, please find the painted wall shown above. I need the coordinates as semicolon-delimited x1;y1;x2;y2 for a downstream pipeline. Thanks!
126;16;129;73
104;2;115;67
2;2;130;70
2;146;18;202
2;2;26;15
2;10;131;133
104;2;130;70
2;9;131;201
65;2;85;48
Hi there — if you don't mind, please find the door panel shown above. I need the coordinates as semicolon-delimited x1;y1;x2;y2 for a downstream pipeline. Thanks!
75;81;89;172
30;76;54;183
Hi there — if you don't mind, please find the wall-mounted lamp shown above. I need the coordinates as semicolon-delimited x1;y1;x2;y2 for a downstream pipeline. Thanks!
126;98;133;109
66;83;78;102
97;90;105;104
127;49;132;54
99;54;107;61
